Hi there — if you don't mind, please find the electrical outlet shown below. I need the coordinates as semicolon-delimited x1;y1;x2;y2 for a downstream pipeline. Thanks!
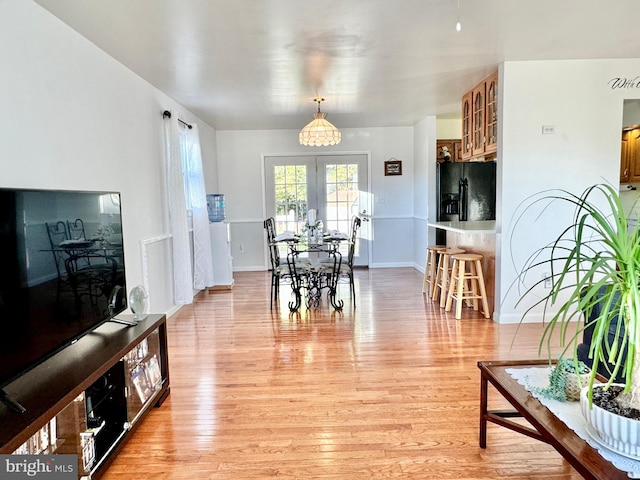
543;273;552;289
239;243;244;253
542;125;556;135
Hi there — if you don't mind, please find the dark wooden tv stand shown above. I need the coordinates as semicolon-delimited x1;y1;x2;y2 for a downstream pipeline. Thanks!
0;314;170;479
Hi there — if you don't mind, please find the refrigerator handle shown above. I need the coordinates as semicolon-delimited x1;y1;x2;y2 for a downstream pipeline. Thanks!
459;178;468;221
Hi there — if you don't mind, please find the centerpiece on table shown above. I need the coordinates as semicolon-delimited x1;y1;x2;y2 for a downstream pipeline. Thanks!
95;225;114;247
513;183;640;456
303;209;323;244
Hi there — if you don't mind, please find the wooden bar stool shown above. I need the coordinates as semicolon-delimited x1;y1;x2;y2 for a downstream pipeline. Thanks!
422;245;446;295
445;253;490;319
432;247;465;307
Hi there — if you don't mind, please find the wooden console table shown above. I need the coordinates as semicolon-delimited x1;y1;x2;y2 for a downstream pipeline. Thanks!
478;359;627;480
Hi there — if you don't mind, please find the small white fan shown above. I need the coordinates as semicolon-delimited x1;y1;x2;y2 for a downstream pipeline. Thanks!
129;285;148;321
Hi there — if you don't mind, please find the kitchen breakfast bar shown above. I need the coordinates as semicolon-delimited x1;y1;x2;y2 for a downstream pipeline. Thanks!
427;220;496;316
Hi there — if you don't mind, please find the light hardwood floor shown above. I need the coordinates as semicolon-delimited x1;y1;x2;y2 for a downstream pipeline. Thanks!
101;268;583;480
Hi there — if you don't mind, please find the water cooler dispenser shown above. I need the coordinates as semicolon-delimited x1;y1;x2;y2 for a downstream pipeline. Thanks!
207;194;233;290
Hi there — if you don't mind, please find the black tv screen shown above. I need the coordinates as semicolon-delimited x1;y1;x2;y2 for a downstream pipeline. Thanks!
0;188;127;390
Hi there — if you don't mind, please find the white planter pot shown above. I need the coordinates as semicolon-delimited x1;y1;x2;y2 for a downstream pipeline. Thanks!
580;384;640;457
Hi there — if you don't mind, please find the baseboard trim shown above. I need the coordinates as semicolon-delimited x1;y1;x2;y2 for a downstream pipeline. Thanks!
233;266;267;272
165;304;182;318
369;262;416;269
208;282;234;293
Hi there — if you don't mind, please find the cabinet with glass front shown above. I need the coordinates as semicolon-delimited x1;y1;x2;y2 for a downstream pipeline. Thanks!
461;70;498;160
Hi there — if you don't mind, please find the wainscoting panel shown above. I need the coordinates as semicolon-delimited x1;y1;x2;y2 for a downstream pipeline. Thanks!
229;221;266;271
140;235;175;314
370;217;413;266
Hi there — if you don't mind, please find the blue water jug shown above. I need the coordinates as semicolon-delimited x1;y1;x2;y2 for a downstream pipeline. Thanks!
207;194;225;222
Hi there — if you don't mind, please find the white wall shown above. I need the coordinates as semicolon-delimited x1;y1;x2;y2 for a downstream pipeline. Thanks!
496;59;640;323
413;116;438;271
200;126;220;194
0;0;217;315
216;127;416;270
436;118;462;139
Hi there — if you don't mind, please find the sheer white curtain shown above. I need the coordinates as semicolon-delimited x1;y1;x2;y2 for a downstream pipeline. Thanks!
163;112;193;305
181;124;214;290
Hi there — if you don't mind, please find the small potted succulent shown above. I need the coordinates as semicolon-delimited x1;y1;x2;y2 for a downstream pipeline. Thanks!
529;356;590;402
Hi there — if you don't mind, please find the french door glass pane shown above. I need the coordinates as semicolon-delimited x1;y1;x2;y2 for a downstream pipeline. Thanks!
324;163;359;233
274;164;307;234
324;162;360;256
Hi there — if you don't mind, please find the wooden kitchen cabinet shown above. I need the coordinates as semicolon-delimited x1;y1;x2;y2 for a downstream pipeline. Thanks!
461;91;472;159
461;70;498;160
485;71;498;154
437;139;462;163
472;82;486;157
621;130;630;183
621;127;640;183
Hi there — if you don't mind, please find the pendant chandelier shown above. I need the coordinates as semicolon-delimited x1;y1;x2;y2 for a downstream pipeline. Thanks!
299;97;341;146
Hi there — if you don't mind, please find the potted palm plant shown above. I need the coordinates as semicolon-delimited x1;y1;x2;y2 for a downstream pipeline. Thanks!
513;183;640;454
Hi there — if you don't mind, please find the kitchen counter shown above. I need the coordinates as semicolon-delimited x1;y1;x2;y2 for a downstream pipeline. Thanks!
427;220;496;234
428;220;497;316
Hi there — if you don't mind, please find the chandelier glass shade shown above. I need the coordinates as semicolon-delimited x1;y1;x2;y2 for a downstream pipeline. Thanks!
299;98;341;146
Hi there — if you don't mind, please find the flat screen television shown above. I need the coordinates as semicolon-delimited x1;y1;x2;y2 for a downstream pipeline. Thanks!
0;188;127;404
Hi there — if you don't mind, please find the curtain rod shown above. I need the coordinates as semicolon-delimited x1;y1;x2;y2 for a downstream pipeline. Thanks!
162;110;192;129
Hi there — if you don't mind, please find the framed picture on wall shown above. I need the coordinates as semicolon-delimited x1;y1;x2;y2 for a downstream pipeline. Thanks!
384;159;402;176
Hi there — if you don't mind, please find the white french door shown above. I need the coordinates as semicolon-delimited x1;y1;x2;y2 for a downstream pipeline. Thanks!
264;154;369;266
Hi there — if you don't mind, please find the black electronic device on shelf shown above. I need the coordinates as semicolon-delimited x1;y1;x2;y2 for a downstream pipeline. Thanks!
85;362;127;462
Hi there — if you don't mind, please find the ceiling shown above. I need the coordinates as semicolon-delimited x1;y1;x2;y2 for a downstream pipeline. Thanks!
35;0;640;131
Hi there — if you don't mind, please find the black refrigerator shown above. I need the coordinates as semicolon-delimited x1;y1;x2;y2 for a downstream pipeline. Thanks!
436;161;496;242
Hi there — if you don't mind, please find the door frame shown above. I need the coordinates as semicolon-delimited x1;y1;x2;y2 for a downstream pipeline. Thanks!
261;151;372;268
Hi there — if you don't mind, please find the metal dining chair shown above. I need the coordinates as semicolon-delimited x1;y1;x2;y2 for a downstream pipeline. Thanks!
264;218;285;309
264;217;313;308
336;215;361;305
45;221;70;282
65;252;119;315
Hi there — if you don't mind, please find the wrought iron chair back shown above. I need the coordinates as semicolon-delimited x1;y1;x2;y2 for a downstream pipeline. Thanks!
264;217;287;309
263;217;280;269
67;218;86;240
346;215;361;269
46;221;70;280
338;215;361;304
